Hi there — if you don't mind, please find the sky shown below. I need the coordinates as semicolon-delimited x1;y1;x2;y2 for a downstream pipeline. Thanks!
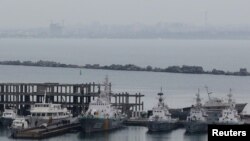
0;0;250;28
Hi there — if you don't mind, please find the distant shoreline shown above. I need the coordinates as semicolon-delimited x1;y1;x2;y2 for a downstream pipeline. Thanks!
0;60;249;76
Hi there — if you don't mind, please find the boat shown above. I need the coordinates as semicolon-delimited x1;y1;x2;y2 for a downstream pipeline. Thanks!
0;108;17;127
78;76;126;133
180;87;247;122
185;90;208;133
147;90;178;132
11;117;28;130
11;90;72;130
216;91;244;125
204;88;245;123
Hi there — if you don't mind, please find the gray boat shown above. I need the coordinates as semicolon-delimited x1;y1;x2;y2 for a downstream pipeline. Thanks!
185;90;208;134
147;90;178;132
78;76;126;133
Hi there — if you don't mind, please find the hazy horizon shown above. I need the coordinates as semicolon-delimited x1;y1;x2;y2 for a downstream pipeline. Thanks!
0;0;250;28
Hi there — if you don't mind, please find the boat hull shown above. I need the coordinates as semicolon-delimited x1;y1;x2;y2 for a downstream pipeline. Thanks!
147;121;177;132
79;117;124;133
0;117;14;127
185;121;208;134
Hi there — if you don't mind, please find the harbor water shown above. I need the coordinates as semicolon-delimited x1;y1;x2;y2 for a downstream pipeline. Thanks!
1;39;250;141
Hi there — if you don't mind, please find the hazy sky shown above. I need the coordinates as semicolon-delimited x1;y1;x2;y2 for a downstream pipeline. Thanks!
0;0;250;28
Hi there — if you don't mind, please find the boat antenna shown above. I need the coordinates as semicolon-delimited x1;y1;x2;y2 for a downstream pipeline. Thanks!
205;86;212;100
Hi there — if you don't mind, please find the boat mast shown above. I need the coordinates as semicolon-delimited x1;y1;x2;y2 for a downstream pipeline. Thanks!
157;87;164;107
43;90;47;104
196;89;202;107
228;88;233;102
100;75;111;102
228;88;234;108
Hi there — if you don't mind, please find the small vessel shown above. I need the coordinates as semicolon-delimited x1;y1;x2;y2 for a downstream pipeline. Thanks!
0;108;17;127
217;90;244;125
78;76;125;133
147;90;178;132
11;90;72;130
11;117;28;130
185;90;208;133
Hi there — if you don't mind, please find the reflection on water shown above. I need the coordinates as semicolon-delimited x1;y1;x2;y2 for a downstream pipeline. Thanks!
0;126;207;141
146;129;207;141
183;131;208;141
78;127;130;141
78;126;147;141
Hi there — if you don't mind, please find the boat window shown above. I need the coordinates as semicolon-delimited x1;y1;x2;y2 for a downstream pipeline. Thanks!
32;113;36;116
47;113;52;116
42;113;45;116
37;113;41;116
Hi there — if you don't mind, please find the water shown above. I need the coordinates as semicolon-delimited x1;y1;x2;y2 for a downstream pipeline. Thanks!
1;39;250;141
1;39;250;71
0;126;207;141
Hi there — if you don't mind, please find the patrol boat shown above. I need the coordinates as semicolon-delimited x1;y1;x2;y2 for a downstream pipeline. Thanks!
217;90;244;125
203;87;246;122
181;87;247;121
78;77;125;133
185;90;208;133
147;90;178;132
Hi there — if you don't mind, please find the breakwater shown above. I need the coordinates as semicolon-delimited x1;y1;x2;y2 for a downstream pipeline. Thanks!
0;60;249;76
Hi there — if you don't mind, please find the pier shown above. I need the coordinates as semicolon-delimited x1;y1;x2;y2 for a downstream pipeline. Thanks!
0;83;144;117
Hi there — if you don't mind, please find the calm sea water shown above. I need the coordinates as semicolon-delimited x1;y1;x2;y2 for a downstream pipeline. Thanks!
1;39;250;141
0;126;207;141
1;39;250;71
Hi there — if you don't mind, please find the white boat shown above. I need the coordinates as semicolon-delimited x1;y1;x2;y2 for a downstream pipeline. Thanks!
0;108;17;126
203;87;246;122
181;87;247;122
147;90;178;132
185;90;208;133
11;117;28;130
11;91;72;129
217;91;244;125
